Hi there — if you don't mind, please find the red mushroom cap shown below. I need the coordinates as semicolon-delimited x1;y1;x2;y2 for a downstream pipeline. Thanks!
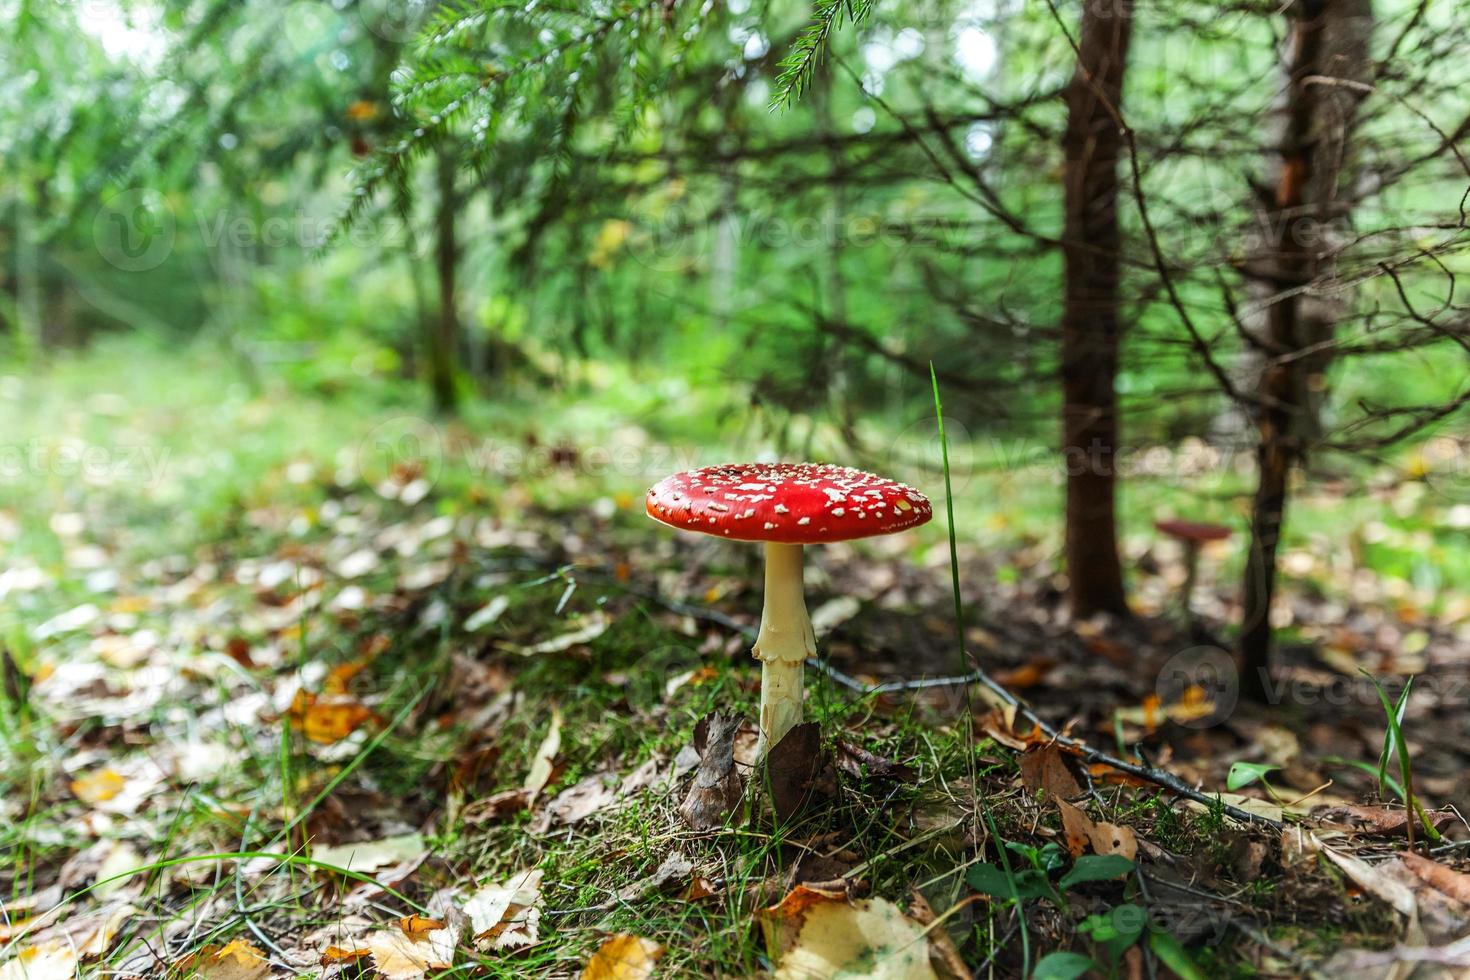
1153;519;1232;543
646;463;932;544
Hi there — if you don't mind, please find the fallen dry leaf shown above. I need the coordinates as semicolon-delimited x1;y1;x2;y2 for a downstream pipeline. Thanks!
992;657;1058;690
463;868;543;950
908;889;972;980
1019;743;1085;800
759;885;938;980
367;925;458;979
1312;804;1457;838
512;613;608;655
289;690;377;744
462;787;532;824
172;939;271;980
974;706;1037;751
1056;799;1138;860
764;723;833;823
312;833;426;874
809;596;861;636
835;741;915;783
618;851;693;902
580;934;664;979
679;712;743;831
682;875;721;902
1318;837;1417;916
542;771;618;827
524;708;563;800
397;915;447;936
70;768;125;804
1402;851;1470;906
93;842;146;899
0;941;78;980
320;945;371;965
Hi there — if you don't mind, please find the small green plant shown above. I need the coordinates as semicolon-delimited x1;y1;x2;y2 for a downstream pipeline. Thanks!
1360;671;1441;847
964;817;1207;979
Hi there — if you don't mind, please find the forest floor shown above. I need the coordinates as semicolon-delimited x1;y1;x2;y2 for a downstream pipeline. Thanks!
3;340;1470;979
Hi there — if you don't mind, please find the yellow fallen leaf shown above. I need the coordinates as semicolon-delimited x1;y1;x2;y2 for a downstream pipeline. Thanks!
0;941;77;980
323;658;371;695
397;915;447;936
71;768;126;804
319;945;370;965
581;934;663;979
289;690;377;744
760;885;937;980
172;939;271;980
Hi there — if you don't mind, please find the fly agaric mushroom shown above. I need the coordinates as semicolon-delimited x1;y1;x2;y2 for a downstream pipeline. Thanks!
647;463;932;754
1154;519;1232;616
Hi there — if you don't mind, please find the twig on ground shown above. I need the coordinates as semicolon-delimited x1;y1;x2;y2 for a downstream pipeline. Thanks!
632;580;1284;830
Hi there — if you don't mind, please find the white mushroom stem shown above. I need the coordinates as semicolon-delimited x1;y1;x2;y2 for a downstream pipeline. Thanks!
752;541;816;755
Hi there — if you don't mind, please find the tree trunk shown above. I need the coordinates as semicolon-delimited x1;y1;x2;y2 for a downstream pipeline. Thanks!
429;146;461;415
1240;0;1372;697
1061;0;1133;618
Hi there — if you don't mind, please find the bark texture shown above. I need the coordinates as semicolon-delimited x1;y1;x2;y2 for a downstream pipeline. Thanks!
1240;0;1373;696
1061;0;1135;618
430;146;461;415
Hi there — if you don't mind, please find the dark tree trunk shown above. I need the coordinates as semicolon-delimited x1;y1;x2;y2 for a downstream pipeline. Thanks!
1240;0;1372;698
429;146;461;415
1061;0;1134;618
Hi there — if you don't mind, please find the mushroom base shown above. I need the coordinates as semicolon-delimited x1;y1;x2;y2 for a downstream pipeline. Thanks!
752;541;816;755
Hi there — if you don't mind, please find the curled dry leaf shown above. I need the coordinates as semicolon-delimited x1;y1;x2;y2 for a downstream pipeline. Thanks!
908;889;972;980
580;934;664;980
835;741;915;783
759;885;938;980
974;705;1037;751
1317;837;1418;917
1402;852;1470;907
1312;804;1457;839
678;712;743;831
320;946;370;966
462;787;532;825
397;916;447;936
512;612;609;656
618;851;693;903
463;868;543;950
524;708;563;800
1056;799;1138;861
